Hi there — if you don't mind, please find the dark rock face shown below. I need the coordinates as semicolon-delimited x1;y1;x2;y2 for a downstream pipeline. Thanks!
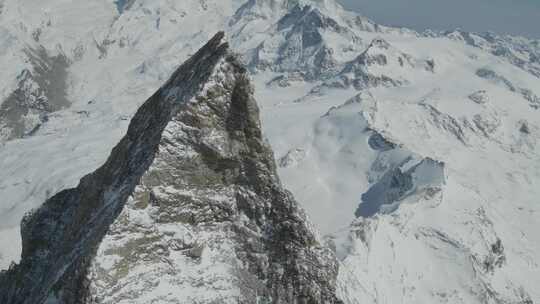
476;68;540;110
449;30;540;79
246;4;350;81
520;122;531;134
357;157;445;218
356;167;414;217
277;5;341;34
483;239;506;273
368;133;396;152
0;47;69;141
313;38;435;92
476;68;517;92
0;33;340;304
114;0;136;14
274;5;341;80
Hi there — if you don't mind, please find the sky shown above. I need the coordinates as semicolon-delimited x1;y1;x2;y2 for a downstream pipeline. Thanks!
338;0;540;39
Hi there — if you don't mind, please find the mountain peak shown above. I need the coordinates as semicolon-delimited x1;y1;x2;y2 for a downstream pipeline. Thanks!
0;32;341;304
0;31;230;303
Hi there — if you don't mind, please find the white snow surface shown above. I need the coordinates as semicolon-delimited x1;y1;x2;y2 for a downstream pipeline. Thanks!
1;0;539;303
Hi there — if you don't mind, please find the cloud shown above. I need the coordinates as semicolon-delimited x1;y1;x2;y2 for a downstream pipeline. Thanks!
338;0;540;38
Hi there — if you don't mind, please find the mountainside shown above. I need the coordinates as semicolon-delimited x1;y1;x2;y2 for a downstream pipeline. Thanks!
0;0;539;303
0;32;341;304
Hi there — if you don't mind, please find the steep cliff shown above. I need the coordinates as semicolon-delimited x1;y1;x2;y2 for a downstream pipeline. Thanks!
0;32;340;304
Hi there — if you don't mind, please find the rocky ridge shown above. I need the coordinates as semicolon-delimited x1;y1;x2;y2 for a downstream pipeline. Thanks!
0;33;341;304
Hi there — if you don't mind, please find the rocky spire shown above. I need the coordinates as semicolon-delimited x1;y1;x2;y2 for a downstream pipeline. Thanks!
0;32;341;304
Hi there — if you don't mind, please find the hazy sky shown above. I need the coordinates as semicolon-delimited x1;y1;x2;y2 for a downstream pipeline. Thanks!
338;0;540;39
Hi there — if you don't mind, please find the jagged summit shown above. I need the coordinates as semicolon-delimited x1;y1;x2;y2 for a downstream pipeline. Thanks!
235;0;366;79
0;32;341;303
442;30;540;78
335;37;435;89
0;31;230;304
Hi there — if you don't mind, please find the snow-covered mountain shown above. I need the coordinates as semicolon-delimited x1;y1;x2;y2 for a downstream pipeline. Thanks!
1;32;342;304
0;0;539;303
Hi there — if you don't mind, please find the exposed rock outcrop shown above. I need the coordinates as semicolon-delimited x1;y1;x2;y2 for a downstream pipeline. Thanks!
0;47;69;141
0;33;341;304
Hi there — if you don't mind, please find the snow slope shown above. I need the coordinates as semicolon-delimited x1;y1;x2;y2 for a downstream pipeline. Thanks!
0;0;539;303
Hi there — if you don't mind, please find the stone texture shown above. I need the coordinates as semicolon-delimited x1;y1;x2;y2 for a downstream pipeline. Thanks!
0;32;340;304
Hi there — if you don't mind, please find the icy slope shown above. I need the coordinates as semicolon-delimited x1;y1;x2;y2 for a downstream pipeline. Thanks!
257;34;540;302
